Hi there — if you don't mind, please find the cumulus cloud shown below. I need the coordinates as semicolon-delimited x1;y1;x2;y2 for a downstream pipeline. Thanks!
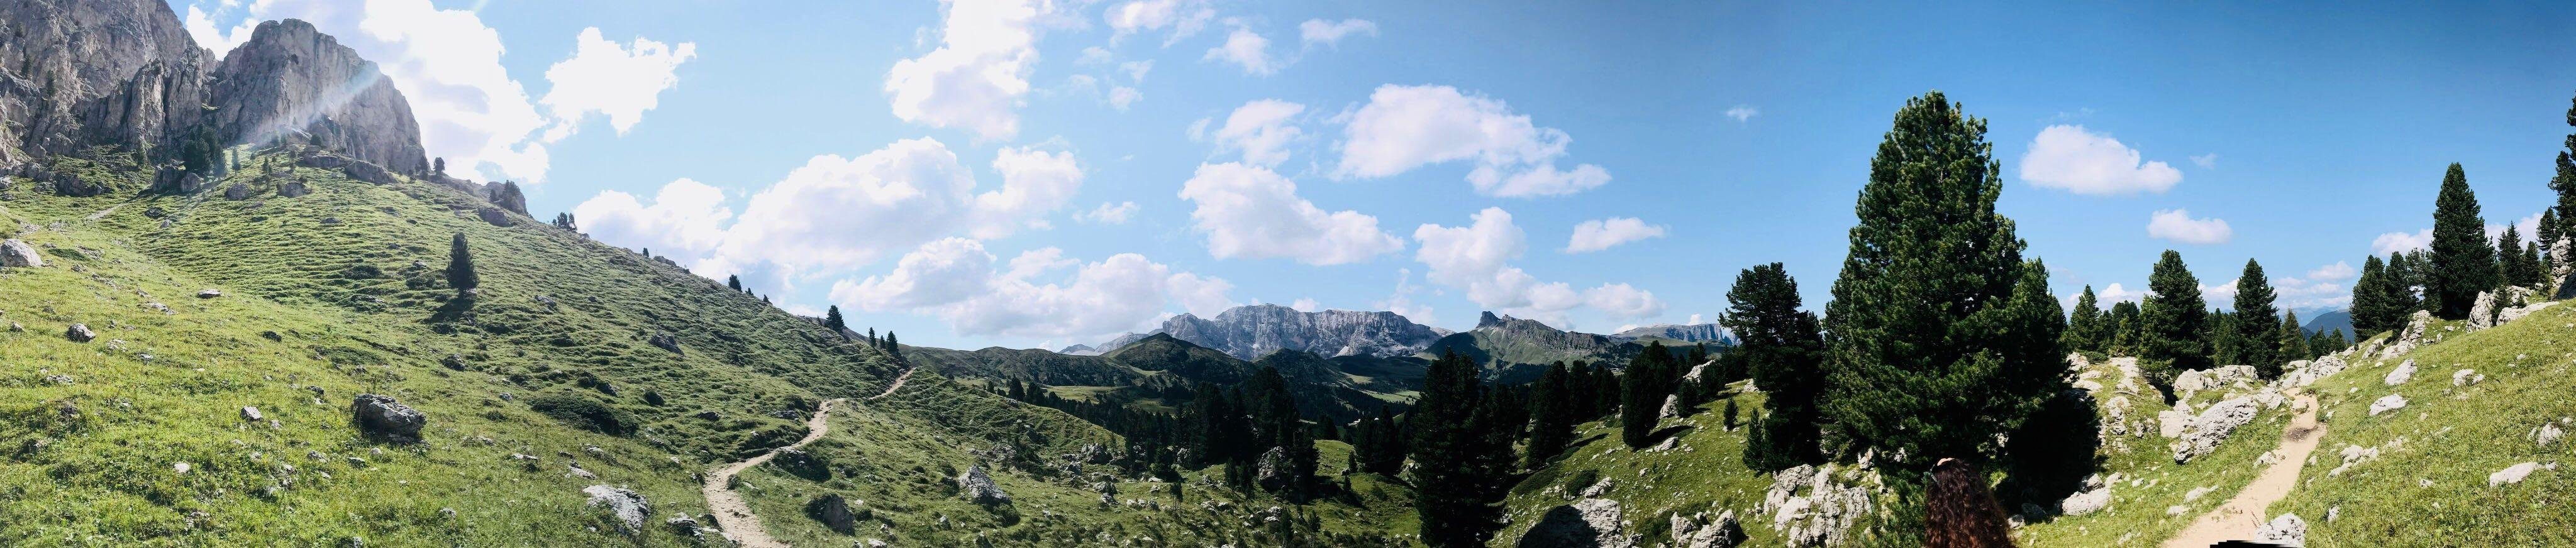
2191;153;2218;169
2146;209;2233;245
1212;99;1306;166
1106;0;1213;45
886;0;1051;140
1204;21;1279;75
1336;85;1610;197
1725;106;1758;122
1290;298;1321;312
2019;125;2183;195
540;28;697;141
1177;162;1404;265
1377;268;1436;327
571;178;733;260
2095;282;2146;305
830;239;1231;340
2372;229;2432;255
970;146;1085;238
2204;260;2360;311
1077;201;1140;224
1413;208;1665;324
1565;217;1666;253
1297;18;1377;48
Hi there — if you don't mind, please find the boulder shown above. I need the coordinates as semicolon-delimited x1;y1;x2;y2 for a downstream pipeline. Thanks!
648;333;682;354
2384;359;2416;386
1763;464;1868;547
475;207;513;227
957;465;1010;505
2254;513;2306;547
1517;498;1633;548
197;288;221;299
2452;369;2483;387
2489;462;2540;487
1659;393;1682;419
806;493;857;534
1;239;43;267
1255;446;1291;490
53;172;102;197
2172;397;2259;463
580;485;650;535
2368;394;2407;417
2468;291;2500;330
1669;509;1745;548
64;323;94;342
351;394;426;442
277;180;310;197
224;184;251;200
2537;424;2565;447
2060;486;2112;516
241;407;264;422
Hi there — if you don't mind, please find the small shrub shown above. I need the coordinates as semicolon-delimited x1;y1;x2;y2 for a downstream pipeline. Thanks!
1562;469;1601;494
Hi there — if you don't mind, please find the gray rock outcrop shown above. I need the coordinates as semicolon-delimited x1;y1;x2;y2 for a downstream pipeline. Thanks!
2368;394;2407;416
1763;464;1869;547
351;393;426;442
1613;322;1732;343
0;0;214;165
206;20;427;175
806;493;857;534
580;485;650;535
958;465;1009;505
475;207;513;227
2171;397;2258;463
1;239;43;267
1669;508;1745;548
2254;513;2306;547
1119;304;1448;359
65;323;94;342
2384;359;2416;386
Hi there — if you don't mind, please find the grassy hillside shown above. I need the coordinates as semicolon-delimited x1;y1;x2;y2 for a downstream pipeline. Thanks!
0;148;1408;546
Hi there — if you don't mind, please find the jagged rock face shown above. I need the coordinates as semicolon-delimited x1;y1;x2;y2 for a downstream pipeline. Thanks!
1150;304;1445;360
581;485;651;536
1614;323;1731;343
0;0;213;165
206;19;428;175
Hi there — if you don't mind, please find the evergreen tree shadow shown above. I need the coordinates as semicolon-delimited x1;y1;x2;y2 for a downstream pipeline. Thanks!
1515;504;1607;547
427;296;473;327
1997;389;2105;520
1641;424;1696;447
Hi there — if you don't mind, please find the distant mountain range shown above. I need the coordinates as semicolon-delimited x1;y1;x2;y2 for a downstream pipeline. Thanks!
2301;309;2354;336
1090;304;1452;360
909;333;1423;420
1613;322;1733;344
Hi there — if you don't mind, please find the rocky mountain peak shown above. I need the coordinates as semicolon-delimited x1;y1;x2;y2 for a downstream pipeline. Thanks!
0;0;214;165
206;18;429;175
1104;304;1448;361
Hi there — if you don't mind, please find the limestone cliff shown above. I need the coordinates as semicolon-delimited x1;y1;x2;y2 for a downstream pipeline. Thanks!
0;0;214;165
206;19;428;175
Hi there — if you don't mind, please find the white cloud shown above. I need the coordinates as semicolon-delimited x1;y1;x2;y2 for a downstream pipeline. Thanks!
186;0;568;182
1297;18;1377;48
1724;106;1758;122
886;0;1050;140
1077;201;1140;224
539;28;697;142
1118;60;1155;82
2199;277;2238;304
970;146;1085;238
574;138;1080;280
1291;298;1321;312
2095;282;2146;305
1212;99;1306;166
1583;283;1668;319
2191;153;2218;169
1377;268;1436;327
1078;46;1114;64
1177;162;1404;265
1565;217;1665;253
1108;86;1142;110
2146;209;2233;245
571;178;733;261
2372;229;2433;255
1335;84;1609;197
2307;261;2356;280
2491;211;2545;244
1204;21;1279;75
1685;313;1704;326
1106;0;1213;45
2276;261;2358;310
1413;207;1664;324
830;239;1231;340
2019;124;2183;195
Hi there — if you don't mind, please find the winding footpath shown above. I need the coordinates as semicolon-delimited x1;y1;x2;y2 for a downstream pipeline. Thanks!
699;368;915;547
2163;393;2324;548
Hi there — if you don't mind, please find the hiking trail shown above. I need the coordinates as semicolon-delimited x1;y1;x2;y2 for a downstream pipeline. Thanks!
2163;393;2324;548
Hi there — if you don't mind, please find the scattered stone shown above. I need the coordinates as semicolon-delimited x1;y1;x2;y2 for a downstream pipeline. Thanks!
2254;513;2306;547
2537;424;2565;447
580;485;650;535
1763;464;1869;547
2451;369;2483;387
197;289;222;299
225;184;251;200
278;180;309;197
318;217;341;226
958;465;1010;505
65;323;94;342
2368;395;2407;417
2384;359;2416;386
475;207;513;227
2172;397;2259;463
2489;462;2540;487
351;394;426;442
1659;393;1682;419
1668;508;1745;548
808;493;858;534
242;407;264;422
648;332;681;354
0;239;43;268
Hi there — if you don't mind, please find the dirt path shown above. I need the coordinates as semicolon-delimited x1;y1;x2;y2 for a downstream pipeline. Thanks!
2163;393;2324;548
86;203;123;221
701;397;847;548
867;367;916;400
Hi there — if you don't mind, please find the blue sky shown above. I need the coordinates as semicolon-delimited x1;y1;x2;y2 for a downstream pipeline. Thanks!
172;1;2576;350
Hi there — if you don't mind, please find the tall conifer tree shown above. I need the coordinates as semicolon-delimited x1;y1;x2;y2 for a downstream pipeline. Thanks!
2141;250;2210;385
2428;163;2495;319
2066;286;2106;353
447;233;479;296
1409;351;1509;547
1618;342;1676;449
2280;311;2311;363
2233;259;2280;375
1724;263;1825;471
1524;363;1577;468
2350;255;2401;337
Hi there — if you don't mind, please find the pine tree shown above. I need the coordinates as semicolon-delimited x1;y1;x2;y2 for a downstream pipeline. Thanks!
2107;301;2143;356
2519;240;2547;289
1409;351;1510;547
2066;285;2106;354
1724;263;1826;471
2428;163;2496;319
2280;311;2312;363
883;332;901;361
1819;92;2067;486
2233;259;2280;374
1589;364;1621;419
2551;92;2576;245
447;232;479;296
823;305;848;337
2350;255;2401;337
1619;342;1677;449
2141;250;2211;388
2543;209;2564;261
2501;223;2537;290
1524;363;1577;468
728;275;743;292
1244;366;1318;501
